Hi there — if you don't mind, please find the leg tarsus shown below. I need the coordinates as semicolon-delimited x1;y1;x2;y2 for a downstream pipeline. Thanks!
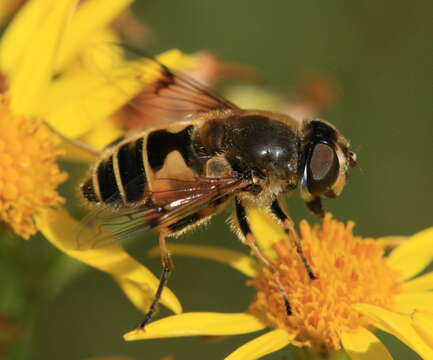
137;267;171;329
271;199;317;281
136;234;173;329
284;225;317;280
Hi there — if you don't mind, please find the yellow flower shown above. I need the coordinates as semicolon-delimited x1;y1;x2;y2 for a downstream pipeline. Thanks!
0;0;133;234
125;212;433;360
0;94;67;238
0;0;78;238
0;0;194;319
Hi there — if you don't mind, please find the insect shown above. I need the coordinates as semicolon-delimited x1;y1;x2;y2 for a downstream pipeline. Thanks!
78;53;357;329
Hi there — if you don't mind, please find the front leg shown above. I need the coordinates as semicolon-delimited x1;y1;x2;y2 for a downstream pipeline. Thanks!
235;198;292;315
271;199;316;280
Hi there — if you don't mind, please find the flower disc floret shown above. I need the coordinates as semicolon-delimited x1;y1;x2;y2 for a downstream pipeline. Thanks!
248;214;401;351
0;95;67;238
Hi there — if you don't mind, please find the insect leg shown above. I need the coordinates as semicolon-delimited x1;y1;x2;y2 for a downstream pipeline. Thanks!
306;196;324;219
235;198;292;315
137;233;173;329
271;199;316;280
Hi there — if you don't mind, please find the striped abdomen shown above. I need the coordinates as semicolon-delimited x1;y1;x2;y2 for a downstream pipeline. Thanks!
81;136;148;204
81;123;200;206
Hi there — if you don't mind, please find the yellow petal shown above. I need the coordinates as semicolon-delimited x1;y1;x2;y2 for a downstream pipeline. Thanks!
246;208;286;258
123;313;266;341
34;206;182;315
225;329;294;360
354;304;433;360
56;0;132;70
394;291;433;314
401;271;433;293
42;49;195;138
115;278;156;313
1;0;54;72
411;310;433;348
9;0;79;115
62;28;123;74
148;244;259;278
341;327;392;360
376;236;407;249
79;118;123;151
386;227;433;281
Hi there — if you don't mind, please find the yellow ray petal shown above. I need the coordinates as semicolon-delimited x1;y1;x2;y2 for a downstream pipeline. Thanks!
386;227;433;281
401;271;433;293
0;0;53;72
246;208;286;258
123;313;266;341
114;278;156;314
354;304;433;360
394;292;433;314
62;28;123;75
56;0;132;70
78;118;123;151
34;206;182;315
341;327;392;360
376;236;407;249
411;310;433;348
9;0;79;115
148;244;259;278
225;329;294;360
42;49;196;138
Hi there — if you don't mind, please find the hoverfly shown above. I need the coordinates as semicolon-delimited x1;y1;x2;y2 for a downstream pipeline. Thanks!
77;51;357;329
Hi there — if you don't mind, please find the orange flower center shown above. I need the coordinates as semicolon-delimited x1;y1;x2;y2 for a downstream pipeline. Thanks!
248;214;401;351
0;94;67;238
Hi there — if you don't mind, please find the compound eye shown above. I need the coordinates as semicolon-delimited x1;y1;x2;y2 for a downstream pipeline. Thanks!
307;143;339;195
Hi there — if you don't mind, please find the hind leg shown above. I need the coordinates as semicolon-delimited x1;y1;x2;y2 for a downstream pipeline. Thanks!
137;233;173;329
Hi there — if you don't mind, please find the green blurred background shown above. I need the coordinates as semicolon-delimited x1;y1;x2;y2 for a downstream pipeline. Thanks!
1;1;432;359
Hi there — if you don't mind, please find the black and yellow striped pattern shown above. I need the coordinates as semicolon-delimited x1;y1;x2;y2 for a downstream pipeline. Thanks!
81;137;148;205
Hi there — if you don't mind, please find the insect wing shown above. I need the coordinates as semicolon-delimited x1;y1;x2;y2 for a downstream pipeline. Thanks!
116;48;240;128
75;175;248;250
73;44;239;129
